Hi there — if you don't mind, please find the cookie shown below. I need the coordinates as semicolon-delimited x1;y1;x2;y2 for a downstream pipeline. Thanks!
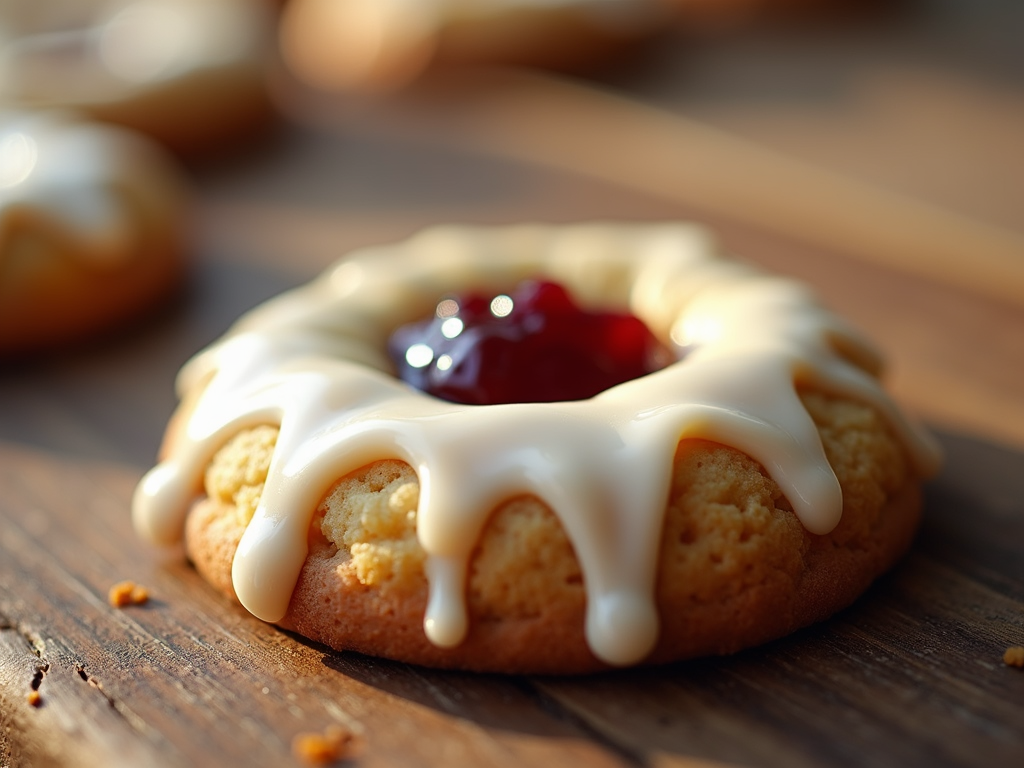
0;109;187;355
133;222;941;672
279;0;669;93
0;0;274;154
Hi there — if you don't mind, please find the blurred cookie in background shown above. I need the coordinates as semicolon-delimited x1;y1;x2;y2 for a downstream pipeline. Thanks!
0;109;188;356
278;0;672;94
276;0;836;95
0;0;277;155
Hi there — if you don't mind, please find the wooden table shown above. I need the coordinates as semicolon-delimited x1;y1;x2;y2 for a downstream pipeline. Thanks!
2;3;1023;766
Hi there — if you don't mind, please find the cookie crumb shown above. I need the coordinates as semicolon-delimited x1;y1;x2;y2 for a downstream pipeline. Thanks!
27;690;42;707
1004;646;1024;668
108;580;150;608
291;725;355;765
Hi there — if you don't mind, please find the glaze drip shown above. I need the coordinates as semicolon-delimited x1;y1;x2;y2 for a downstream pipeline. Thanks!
132;222;941;666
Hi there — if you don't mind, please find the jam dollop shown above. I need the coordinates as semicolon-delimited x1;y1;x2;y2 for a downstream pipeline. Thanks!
388;280;673;405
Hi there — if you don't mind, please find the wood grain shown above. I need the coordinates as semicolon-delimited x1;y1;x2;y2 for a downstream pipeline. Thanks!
0;445;634;768
1;431;1021;768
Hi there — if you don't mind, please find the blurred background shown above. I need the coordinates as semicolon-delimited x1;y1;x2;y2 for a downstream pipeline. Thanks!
2;0;1023;462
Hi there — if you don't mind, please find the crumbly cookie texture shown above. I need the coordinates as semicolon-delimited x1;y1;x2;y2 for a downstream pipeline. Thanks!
186;389;918;674
292;724;358;765
108;580;150;608
204;424;278;528
1004;646;1024;668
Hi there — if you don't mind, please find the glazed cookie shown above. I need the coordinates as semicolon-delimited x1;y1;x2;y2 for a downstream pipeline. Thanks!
279;0;669;93
133;222;941;673
0;109;187;355
0;0;274;154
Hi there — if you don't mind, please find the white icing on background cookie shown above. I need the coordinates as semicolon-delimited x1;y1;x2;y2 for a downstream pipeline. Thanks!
0;0;271;149
133;222;941;666
0;109;185;269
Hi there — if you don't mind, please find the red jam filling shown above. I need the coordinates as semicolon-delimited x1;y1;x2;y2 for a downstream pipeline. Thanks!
388;280;674;405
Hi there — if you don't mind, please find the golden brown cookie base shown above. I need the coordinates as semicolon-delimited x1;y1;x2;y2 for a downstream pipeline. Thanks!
184;391;921;674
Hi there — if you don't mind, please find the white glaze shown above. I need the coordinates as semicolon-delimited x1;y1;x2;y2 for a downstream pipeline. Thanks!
0;109;185;268
132;222;941;666
0;0;268;116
